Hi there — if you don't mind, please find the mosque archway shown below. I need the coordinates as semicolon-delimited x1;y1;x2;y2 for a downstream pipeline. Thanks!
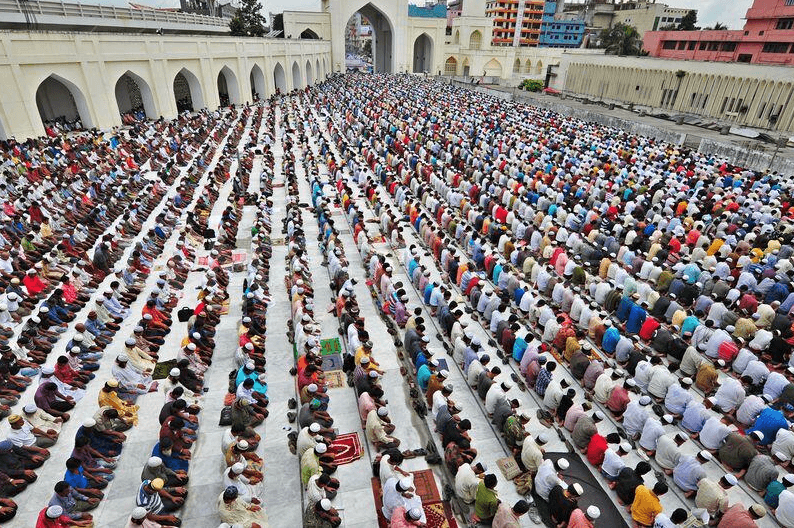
35;74;93;131
274;62;287;93
412;33;433;74
344;3;394;73
114;70;157;120
292;61;302;89
306;60;314;85
217;65;240;106
173;67;204;113
250;64;265;100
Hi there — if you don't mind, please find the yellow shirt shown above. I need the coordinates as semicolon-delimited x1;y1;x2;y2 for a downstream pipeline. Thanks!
631;485;662;526
98;389;139;425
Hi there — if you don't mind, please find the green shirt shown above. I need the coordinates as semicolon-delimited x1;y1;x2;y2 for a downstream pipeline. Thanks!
474;481;499;520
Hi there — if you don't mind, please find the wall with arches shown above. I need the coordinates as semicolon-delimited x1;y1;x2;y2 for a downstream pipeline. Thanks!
555;53;794;133
0;31;331;139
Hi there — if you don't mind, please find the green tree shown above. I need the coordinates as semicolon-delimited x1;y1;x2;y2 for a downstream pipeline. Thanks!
707;22;727;30
229;0;266;37
229;14;246;36
678;10;698;31
272;13;284;37
600;23;643;56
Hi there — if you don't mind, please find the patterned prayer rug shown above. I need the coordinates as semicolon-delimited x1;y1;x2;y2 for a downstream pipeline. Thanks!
323;370;346;389
152;359;177;380
329;432;362;465
320;337;342;355
321;353;343;371
423;501;459;528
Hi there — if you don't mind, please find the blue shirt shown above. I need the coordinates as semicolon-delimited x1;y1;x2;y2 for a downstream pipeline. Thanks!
64;467;89;490
747;408;789;445
512;337;528;362
626;305;647;334
616;297;633;322
416;364;432;391
601;327;620;353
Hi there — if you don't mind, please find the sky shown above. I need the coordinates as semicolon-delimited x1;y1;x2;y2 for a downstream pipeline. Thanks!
89;0;754;29
659;0;753;30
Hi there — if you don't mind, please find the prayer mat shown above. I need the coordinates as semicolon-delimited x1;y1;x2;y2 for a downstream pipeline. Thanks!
320;337;342;355
152;359;177;380
534;452;630;528
411;469;441;503
371;235;386;243
423;501;459;528
496;456;522;480
370;477;390;528
329;432;362;465
324;370;346;389
321;353;343;371
435;358;449;372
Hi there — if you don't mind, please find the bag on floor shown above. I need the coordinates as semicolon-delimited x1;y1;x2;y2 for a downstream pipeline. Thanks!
219;405;233;426
177;307;193;323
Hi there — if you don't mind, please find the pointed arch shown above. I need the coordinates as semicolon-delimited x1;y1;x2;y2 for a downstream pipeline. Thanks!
292;61;302;90
300;28;320;39
250;64;265;100
469;30;482;50
273;62;287;94
513;58;521;74
173;67;204;112
444;56;458;76
524;59;532;74
453;29;460;45
305;60;314;85
535;60;543;75
412;33;434;73
114;70;157;120
217;65;240;106
462;57;470;77
36;73;93;130
343;3;395;73
316;59;321;82
483;58;502;77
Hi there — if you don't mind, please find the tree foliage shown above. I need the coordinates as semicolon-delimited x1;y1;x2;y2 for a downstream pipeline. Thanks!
707;22;727;30
229;0;266;37
599;23;643;56
520;79;544;92
678;10;698;31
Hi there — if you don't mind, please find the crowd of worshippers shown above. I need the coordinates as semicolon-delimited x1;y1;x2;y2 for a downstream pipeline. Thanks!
215;106;275;528
294;73;794;528
1;104;261;528
276;97;530;528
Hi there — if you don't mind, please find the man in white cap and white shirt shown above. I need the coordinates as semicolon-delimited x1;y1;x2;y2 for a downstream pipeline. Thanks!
382;477;426;523
223;462;258;505
535;458;568;501
127;505;160;527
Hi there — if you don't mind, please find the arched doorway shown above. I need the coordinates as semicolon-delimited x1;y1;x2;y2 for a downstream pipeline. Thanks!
344;4;394;73
217;65;240;107
513;58;521;74
444;56;457;76
412;33;433;74
250;64;265;100
306;60;314;85
300;28;320;39
35;74;93;131
483;58;502;78
292;61;302;90
173;68;204;113
274;62;287;93
114;71;156;121
316;59;321;81
524;60;532;74
462;58;470;77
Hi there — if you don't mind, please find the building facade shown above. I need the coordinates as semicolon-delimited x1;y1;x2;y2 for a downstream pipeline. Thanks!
551;53;794;133
644;0;794;65
611;1;690;35
539;0;586;47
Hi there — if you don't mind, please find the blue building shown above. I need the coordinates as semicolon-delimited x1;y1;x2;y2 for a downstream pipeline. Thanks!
538;0;585;48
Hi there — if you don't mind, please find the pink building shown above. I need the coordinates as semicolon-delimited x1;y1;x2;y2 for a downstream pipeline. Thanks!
643;0;794;65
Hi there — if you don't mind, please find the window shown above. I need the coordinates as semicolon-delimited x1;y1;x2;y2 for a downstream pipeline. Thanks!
721;42;737;51
759;30;765;35
762;42;790;53
786;0;794;6
758;102;767;118
720;97;728;113
674;17;681;22
699;42;707;50
688;41;696;50
777;18;794;30
737;53;753;62
678;41;687;50
701;95;708;109
663;40;677;49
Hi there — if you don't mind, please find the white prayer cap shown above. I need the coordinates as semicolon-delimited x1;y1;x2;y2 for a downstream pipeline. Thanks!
23;403;37;413
245;361;255;370
556;459;569;470
231;462;245;474
320;498;332;511
309;423;321;433
147;456;162;467
131;507;148;520
314;443;327;454
125;338;136;347
307;384;318;393
169;368;181;377
377;407;389;417
408;508;422;520
83;418;96;427
46;506;64;518
586;506;600;519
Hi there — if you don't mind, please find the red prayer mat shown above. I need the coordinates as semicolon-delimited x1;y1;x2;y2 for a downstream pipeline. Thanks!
370;469;458;528
329;432;362;465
